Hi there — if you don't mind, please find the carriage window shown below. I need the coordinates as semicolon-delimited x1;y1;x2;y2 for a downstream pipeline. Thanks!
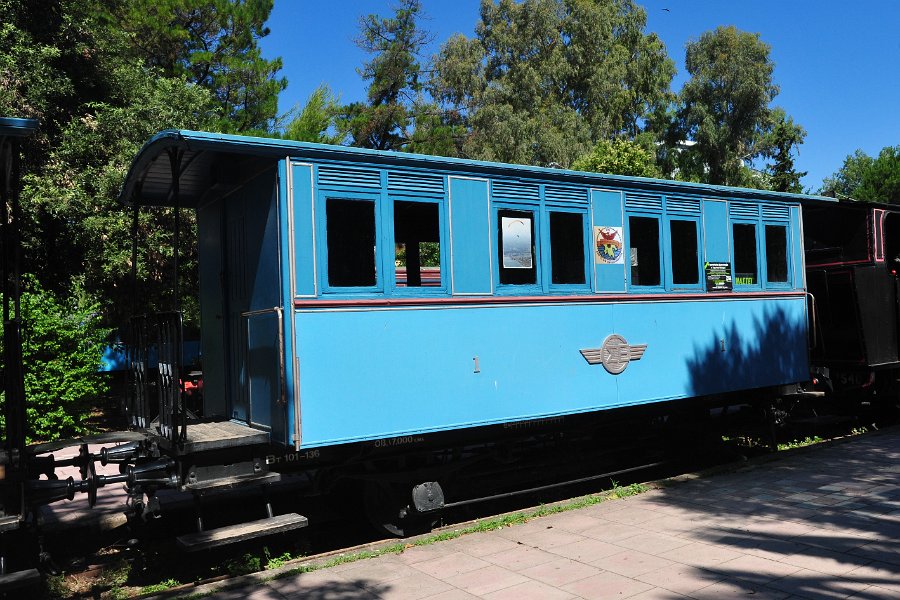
886;213;900;267
550;212;585;285
629;216;660;287
765;225;788;283
733;223;758;286
326;198;376;287
394;201;441;287
670;219;699;285
498;209;537;285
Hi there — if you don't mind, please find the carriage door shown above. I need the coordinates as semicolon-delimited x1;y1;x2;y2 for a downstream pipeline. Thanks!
223;174;285;436
883;211;900;363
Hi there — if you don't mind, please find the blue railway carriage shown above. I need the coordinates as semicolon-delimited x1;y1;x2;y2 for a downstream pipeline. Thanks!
97;130;829;540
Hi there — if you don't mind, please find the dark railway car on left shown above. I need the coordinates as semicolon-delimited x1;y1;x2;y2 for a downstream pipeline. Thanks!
0;126;845;580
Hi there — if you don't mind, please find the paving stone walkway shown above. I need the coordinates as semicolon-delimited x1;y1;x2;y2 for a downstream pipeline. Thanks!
195;429;900;600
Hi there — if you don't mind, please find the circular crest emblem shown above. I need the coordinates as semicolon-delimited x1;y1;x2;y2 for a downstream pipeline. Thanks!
600;334;631;374
595;227;622;264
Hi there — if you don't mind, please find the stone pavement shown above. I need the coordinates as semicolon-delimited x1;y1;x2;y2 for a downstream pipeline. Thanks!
191;429;900;600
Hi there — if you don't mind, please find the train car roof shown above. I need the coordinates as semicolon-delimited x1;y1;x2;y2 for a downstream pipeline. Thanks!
0;117;39;137
119;129;837;209
800;196;898;212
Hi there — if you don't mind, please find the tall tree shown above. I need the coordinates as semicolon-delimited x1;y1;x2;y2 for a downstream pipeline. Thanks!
673;25;784;186
340;0;430;150
0;0;121;165
764;109;807;193
118;0;286;132
430;0;675;167
822;146;900;203
1;0;287;325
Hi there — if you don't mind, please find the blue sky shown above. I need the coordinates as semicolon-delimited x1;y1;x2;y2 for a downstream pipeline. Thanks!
260;1;900;191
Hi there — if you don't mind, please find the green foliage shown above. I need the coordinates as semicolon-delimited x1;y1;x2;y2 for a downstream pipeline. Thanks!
672;25;789;187
822;146;900;203
139;579;181;595
572;138;661;178
21;61;214;326
339;0;430;150
395;242;441;267
3;277;112;442
283;84;343;144
822;150;874;199
224;553;261;576
1;0;283;328
777;436;823;451
264;548;294;571
763;109;807;193
117;0;286;132
430;0;675;167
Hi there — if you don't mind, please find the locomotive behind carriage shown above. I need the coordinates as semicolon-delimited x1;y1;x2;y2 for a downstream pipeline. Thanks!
6;123;895;586
804;199;900;404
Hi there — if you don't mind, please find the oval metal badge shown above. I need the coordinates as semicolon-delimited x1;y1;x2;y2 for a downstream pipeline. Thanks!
580;334;647;375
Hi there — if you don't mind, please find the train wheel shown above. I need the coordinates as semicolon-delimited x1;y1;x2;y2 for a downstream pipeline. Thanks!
363;481;422;537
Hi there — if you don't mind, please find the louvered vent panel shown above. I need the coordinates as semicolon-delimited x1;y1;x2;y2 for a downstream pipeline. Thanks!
492;181;540;202
388;171;444;195
761;204;790;220
729;202;759;219
625;193;663;212
545;186;587;204
317;166;381;188
666;197;701;214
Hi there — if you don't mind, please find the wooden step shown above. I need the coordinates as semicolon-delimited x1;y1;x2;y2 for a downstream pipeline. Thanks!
0;516;21;534
176;513;308;552
0;568;41;592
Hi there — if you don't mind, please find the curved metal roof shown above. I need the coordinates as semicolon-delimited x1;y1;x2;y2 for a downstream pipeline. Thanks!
0;117;39;137
119;129;836;208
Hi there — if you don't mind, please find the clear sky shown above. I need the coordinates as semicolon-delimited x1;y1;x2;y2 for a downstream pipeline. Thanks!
259;0;900;191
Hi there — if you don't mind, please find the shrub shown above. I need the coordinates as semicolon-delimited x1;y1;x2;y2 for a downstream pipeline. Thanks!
1;276;111;442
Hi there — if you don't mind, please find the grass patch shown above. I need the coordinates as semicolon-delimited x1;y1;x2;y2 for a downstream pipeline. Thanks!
223;553;261;577
264;548;294;571
139;578;181;595
777;436;824;451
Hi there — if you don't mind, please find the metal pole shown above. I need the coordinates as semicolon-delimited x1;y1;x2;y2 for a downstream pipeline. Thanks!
168;149;182;314
0;117;38;518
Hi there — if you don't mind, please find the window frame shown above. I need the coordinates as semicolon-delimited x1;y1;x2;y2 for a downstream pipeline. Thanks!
762;221;792;289
626;212;665;293
493;202;543;294
664;215;704;291
730;219;763;291
543;204;591;293
387;195;449;296
318;190;384;295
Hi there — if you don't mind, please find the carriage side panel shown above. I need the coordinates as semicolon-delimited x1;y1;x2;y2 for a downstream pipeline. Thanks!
449;177;493;295
290;163;317;298
791;205;805;290
702;199;729;265
198;198;227;417
294;293;808;448
591;189;626;293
